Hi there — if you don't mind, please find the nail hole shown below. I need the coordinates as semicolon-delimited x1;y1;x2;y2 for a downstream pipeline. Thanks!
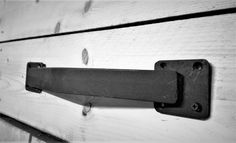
54;22;61;34
160;62;167;69
83;0;92;14
193;62;203;70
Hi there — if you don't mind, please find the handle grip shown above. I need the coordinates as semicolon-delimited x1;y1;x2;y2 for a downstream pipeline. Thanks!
26;62;181;104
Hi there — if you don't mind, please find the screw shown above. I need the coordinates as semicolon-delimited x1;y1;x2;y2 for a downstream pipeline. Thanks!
160;62;167;69
193;62;203;71
191;102;202;112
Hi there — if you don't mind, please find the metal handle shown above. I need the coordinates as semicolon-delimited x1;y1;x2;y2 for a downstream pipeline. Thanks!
26;62;181;104
25;59;211;120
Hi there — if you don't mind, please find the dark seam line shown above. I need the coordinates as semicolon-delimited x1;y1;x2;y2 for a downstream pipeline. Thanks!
0;113;68;142
0;7;236;44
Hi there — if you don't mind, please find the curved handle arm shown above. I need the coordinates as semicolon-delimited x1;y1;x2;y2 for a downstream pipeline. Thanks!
26;62;181;104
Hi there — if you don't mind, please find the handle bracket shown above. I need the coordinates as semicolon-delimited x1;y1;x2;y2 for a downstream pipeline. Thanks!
25;59;211;119
154;59;211;119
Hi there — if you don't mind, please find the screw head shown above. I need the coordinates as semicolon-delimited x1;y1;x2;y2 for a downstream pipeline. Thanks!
193;62;203;71
191;103;202;112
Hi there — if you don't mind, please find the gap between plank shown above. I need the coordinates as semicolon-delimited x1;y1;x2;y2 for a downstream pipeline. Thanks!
0;7;236;44
0;113;68;142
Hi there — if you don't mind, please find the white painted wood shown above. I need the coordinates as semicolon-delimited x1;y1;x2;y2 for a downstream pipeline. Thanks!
0;0;236;41
0;14;236;142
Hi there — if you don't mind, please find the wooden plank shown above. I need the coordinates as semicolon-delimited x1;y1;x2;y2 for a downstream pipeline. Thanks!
0;14;236;142
0;0;236;41
0;116;30;142
0;114;66;142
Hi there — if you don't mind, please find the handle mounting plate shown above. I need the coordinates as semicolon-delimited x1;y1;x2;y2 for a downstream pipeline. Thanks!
154;59;211;119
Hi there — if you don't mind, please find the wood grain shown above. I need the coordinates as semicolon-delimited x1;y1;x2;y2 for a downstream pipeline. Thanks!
0;0;236;41
0;13;236;142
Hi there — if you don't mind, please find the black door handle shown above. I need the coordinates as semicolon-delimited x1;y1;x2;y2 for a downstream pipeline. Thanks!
25;59;211;119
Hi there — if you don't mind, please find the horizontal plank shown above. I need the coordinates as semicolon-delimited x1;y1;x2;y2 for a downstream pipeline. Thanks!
0;0;236;41
0;116;30;142
0;114;65;142
0;14;236;142
0;93;236;142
